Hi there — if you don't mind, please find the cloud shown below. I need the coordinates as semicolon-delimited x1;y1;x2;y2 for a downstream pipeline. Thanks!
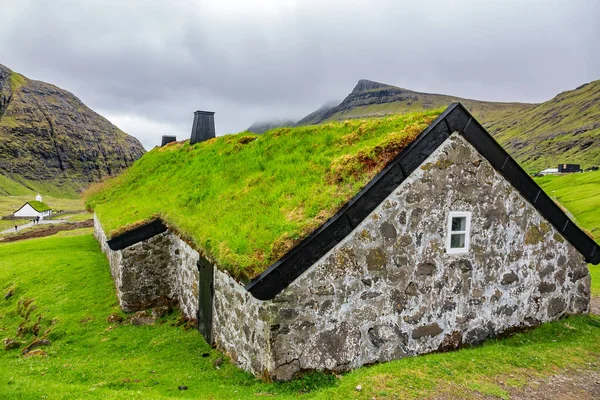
0;0;598;148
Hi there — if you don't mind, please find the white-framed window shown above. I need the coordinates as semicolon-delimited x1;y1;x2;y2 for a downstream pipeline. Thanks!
446;211;471;254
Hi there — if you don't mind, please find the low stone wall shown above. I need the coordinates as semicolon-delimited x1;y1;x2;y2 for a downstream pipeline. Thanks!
94;215;271;375
93;215;199;318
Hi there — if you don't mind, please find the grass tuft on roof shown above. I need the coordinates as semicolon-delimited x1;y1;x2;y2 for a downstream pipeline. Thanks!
28;200;51;212
86;110;441;281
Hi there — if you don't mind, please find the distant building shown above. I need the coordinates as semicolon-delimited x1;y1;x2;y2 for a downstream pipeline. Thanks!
14;194;52;220
539;168;559;175
558;164;581;173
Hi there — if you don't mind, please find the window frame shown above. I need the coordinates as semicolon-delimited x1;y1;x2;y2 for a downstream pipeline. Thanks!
446;211;472;254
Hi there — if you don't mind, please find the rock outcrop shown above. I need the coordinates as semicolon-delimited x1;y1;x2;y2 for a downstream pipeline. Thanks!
0;64;145;194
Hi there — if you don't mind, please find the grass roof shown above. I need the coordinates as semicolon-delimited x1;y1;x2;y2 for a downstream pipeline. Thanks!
86;110;441;281
28;200;51;212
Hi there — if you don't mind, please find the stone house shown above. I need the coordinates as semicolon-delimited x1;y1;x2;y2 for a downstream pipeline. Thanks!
93;103;600;380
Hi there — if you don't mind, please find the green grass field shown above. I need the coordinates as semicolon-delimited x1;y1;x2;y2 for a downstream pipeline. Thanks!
535;171;600;296
535;170;600;242
0;233;599;399
87;110;440;281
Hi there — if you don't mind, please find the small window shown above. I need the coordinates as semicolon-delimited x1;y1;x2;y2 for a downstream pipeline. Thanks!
446;212;471;254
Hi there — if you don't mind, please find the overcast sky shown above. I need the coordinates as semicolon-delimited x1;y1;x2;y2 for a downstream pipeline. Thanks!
1;0;598;149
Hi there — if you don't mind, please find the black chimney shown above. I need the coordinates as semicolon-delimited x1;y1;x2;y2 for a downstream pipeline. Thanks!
161;135;177;146
190;111;215;144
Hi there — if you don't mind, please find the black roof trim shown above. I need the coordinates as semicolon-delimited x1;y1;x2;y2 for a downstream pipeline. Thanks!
107;219;167;251
246;102;600;300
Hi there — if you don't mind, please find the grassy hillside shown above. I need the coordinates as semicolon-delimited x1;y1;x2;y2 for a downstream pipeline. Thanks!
0;64;145;196
307;80;534;125
0;233;599;399
488;80;600;172
294;79;599;173
87;110;440;281
0;174;34;196
535;170;600;243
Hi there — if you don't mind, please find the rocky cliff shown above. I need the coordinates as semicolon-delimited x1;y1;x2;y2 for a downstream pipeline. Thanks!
0;64;145;195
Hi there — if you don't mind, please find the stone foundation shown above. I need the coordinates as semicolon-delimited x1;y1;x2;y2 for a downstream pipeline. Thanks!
94;133;591;381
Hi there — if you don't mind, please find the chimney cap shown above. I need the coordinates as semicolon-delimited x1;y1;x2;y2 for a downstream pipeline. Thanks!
194;110;215;115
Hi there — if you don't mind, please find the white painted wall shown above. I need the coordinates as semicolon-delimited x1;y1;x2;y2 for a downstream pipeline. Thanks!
13;204;52;219
14;204;41;218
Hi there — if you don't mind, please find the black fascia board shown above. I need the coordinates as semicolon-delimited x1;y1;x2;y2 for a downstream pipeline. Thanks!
106;219;167;251
246;102;600;300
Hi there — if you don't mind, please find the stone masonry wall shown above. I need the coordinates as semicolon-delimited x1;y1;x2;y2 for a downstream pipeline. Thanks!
93;216;199;319
212;268;272;375
94;215;272;376
169;237;200;319
268;133;591;380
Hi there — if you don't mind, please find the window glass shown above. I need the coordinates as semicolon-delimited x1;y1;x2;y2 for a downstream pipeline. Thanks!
447;212;471;253
450;233;465;248
451;216;466;232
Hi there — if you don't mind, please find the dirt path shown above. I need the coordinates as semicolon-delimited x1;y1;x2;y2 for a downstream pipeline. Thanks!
591;296;600;316
492;299;600;400
506;368;600;400
0;219;67;234
0;220;93;242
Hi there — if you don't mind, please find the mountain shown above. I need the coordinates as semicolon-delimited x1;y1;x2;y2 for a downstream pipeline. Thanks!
247;119;296;134
296;100;341;126
0;64;145;197
486;80;600;171
287;78;599;171
247;100;341;133
297;79;535;125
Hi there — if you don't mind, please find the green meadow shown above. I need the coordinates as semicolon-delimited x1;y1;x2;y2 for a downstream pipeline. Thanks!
0;234;598;399
535;170;600;242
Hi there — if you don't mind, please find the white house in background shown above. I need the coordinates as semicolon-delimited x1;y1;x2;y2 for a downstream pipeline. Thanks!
14;194;52;220
539;168;559;175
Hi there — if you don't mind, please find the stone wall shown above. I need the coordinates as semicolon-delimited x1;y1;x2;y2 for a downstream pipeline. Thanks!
170;237;200;319
94;215;272;376
93;216;199;319
267;133;590;380
212;268;272;375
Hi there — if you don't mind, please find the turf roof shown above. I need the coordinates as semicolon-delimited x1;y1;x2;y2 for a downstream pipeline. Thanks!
28;201;51;212
86;110;441;281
